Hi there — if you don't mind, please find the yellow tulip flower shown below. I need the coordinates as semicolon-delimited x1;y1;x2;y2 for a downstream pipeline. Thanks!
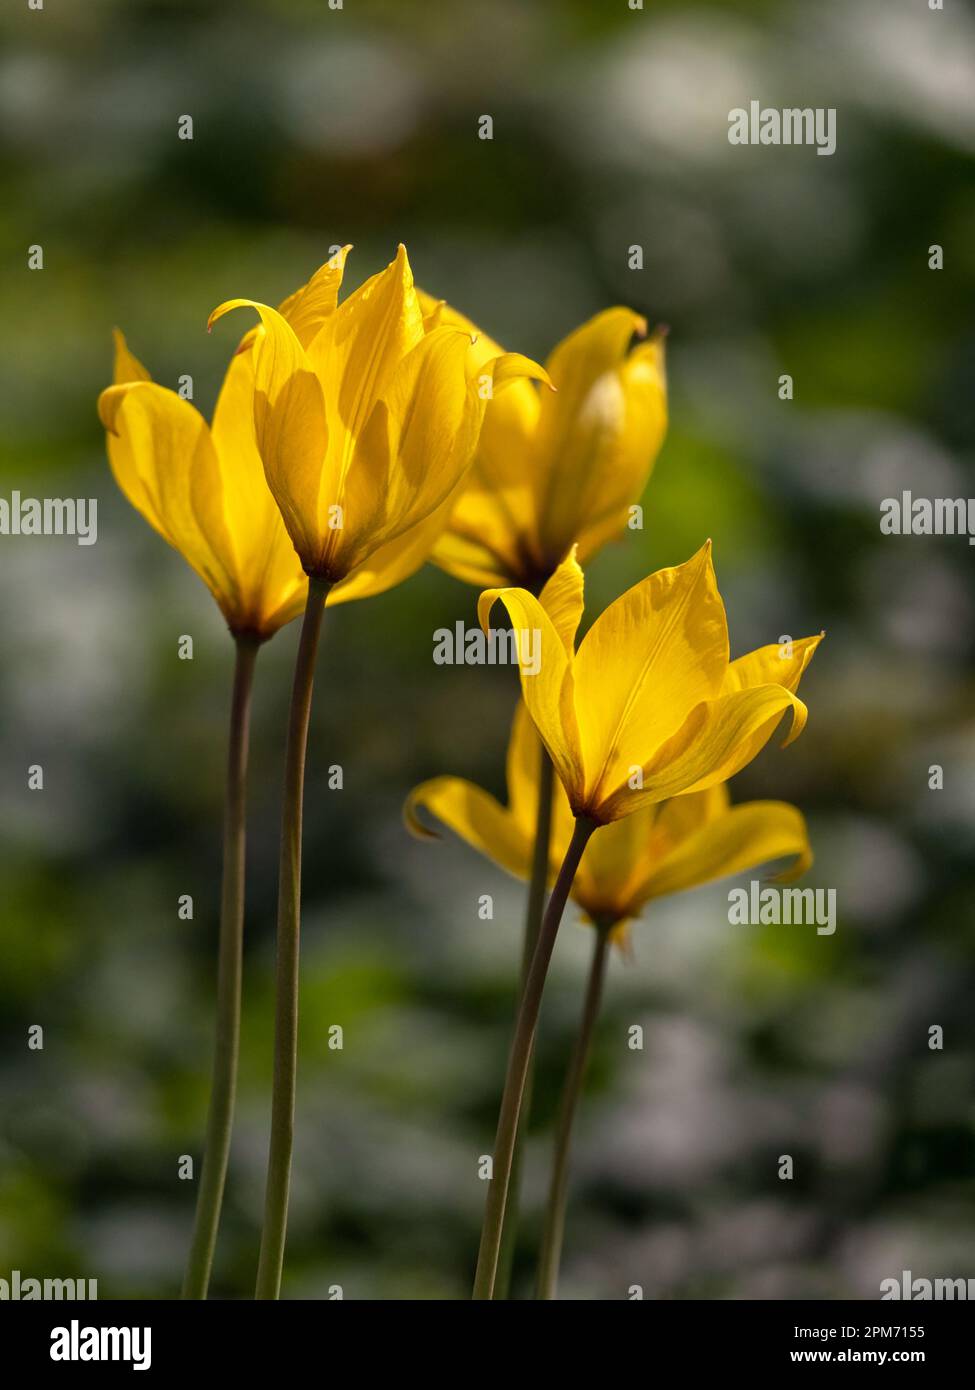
208;246;549;591
423;542;821;1297
203;246;548;1299
477;542;822;825
100;281;364;1298
99;329;309;641
416;294;668;590
406;701;812;941
408;695;814;1298
408;697;813;1298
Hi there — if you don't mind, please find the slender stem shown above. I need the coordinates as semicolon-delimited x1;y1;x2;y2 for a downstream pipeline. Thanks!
494;742;554;1299
535;920;613;1300
473;814;597;1300
255;577;330;1300
181;634;260;1300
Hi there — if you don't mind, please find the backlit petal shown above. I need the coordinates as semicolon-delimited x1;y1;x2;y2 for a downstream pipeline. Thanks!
571;803;661;923
644;800;812;900
404;776;533;882
209;344;307;634
573;541;728;808
112;329;151;385
343;326;475;558
100;381;239;623
430;523;521;590
313;244;425;475
326;490;454;606
277;245;351;347
533;307;649;563
477;584;584;807
723;633;823;695
599;682;809;819
574;333;668;562
504;700;551;841
208;298;328;572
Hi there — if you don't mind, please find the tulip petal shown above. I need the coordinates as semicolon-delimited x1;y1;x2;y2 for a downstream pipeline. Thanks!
99;381;239;621
573;541;728;808
541;307;647;416
570;784;811;924
503;699;552;841
415;287;506;368
538;547;584;652
723;633;824;695
600;682;810;819
112;329;151;385
326;490;454;606
404;776;533;882
477;584;584;809
415;295;550;588
574;333;668;562
324;326;473;578
430;524;522;590
209;344;308;633
487;352;553;393
431;373;543;588
571;803;661;924
208;298;328;572
643;800;813;900
315;244;425;466
277;245;351;348
533;307;651;564
369;327;475;519
654;783;730;843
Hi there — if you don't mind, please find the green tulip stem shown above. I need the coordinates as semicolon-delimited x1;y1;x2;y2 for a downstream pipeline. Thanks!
535;917;613;1300
255;576;331;1300
473;813;597;1300
181;631;260;1299
494;741;555;1298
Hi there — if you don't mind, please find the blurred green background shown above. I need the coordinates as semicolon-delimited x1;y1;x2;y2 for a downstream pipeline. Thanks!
1;0;974;1299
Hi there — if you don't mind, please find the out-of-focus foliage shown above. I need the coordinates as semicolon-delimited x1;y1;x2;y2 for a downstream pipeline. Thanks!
0;0;973;1298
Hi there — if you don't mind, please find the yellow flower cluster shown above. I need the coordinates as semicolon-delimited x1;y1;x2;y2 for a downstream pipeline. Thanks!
100;244;822;1302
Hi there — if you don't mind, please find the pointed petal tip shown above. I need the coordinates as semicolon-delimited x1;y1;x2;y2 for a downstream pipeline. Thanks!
603;306;649;342
534;361;556;392
207;297;274;336
403;790;444;842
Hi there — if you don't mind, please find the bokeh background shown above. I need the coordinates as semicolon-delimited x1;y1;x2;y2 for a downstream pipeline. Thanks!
1;0;974;1300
